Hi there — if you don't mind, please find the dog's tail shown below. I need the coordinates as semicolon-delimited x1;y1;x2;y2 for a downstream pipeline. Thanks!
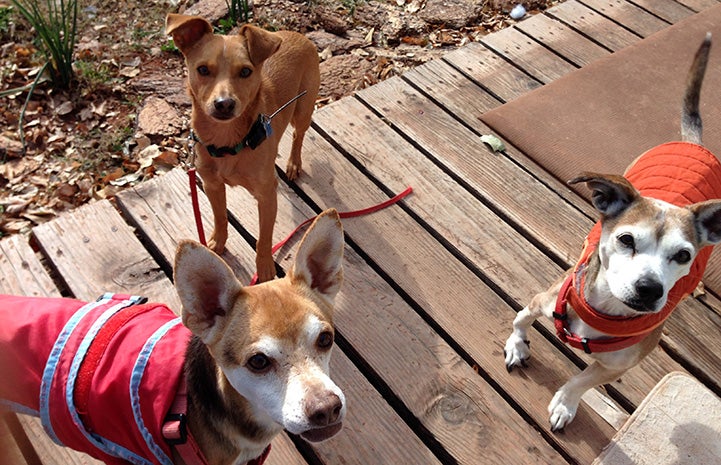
682;32;711;145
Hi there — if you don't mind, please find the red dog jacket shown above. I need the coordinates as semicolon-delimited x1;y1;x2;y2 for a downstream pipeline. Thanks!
0;293;190;465
556;142;721;351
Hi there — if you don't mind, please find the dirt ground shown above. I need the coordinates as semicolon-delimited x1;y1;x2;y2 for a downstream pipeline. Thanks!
0;0;562;236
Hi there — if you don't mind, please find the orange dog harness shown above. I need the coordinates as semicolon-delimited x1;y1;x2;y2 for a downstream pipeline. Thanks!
555;142;721;353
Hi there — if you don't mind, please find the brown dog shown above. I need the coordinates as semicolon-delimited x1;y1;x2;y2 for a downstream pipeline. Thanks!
166;14;320;282
0;210;345;465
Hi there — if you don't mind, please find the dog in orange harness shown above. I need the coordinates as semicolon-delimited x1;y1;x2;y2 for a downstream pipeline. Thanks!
503;34;721;431
0;210;346;465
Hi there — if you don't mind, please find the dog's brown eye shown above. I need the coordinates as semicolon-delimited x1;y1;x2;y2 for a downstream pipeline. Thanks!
617;233;635;250
317;331;333;350
247;353;272;373
197;65;210;76
239;67;252;78
672;250;692;264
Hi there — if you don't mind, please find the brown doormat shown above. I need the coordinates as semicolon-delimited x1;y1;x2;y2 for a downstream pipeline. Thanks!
481;5;721;294
481;5;721;192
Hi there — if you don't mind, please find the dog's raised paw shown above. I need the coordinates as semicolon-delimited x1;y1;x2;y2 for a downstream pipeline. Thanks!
503;334;530;371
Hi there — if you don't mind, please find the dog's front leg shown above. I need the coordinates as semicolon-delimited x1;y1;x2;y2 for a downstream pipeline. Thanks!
548;361;627;431
205;180;229;254
255;186;278;282
504;282;559;371
504;303;540;371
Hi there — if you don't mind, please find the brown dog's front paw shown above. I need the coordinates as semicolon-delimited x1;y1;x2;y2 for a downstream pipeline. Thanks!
285;159;302;181
255;255;277;283
207;235;227;255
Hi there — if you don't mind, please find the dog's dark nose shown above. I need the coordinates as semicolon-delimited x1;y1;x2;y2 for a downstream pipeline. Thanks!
306;393;342;426
635;278;664;306
213;97;236;117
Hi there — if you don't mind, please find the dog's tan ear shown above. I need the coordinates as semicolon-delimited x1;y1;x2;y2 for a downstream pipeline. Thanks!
240;25;282;66
174;240;242;341
166;14;213;54
569;172;640;218
289;209;344;302
690;200;721;246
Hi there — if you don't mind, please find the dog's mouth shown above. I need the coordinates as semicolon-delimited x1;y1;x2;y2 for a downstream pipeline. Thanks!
623;299;660;314
299;422;343;442
209;111;236;121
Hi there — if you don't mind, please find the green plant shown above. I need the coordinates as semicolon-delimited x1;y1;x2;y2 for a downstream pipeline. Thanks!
11;0;78;89
215;0;252;32
227;0;251;24
0;6;12;37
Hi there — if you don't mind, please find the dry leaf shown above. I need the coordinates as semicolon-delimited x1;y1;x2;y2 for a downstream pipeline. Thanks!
55;101;74;116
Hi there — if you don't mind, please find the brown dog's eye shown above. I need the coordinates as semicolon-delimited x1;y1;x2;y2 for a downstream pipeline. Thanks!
317;331;334;350
239;67;252;78
246;353;272;373
617;233;635;250
672;250;691;264
197;65;210;76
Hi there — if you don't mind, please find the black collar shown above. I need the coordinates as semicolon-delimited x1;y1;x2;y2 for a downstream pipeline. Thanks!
191;114;272;158
191;131;248;158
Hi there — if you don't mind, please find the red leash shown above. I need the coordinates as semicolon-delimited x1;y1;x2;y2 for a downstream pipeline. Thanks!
250;186;413;285
187;170;412;285
188;169;207;246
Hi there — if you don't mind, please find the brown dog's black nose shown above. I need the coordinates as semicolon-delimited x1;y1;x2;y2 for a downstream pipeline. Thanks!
306;393;342;426
635;278;663;307
213;97;236;117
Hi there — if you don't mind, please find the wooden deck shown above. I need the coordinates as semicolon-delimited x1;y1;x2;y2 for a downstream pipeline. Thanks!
3;1;721;464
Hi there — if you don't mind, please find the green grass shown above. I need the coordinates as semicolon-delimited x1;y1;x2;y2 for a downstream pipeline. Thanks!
74;60;113;92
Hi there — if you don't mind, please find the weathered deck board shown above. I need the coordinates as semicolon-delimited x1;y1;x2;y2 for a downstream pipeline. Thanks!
32;201;179;307
515;11;610;67
676;0;720;12
629;0;696;22
577;0;671;37
546;0;640;51
1;413;29;465
663;298;721;392
351;77;593;262
402;58;597;219
442;42;542;103
0;235;58;298
481;26;577;84
115;169;440;465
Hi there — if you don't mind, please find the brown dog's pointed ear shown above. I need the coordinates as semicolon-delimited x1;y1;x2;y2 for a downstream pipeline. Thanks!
174;240;242;341
290;209;344;302
569;172;640;218
690;200;721;246
240;24;282;66
166;14;214;54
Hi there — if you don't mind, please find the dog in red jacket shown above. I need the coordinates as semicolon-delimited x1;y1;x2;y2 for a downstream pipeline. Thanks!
504;34;721;431
1;209;346;465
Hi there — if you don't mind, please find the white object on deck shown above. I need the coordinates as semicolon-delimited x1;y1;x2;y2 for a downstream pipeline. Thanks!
593;372;721;465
